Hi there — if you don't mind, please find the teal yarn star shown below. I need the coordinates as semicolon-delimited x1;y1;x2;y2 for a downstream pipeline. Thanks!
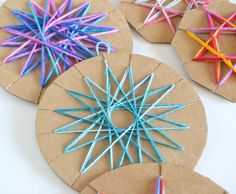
55;58;190;173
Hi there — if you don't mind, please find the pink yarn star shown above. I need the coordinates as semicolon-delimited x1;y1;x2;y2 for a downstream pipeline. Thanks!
135;0;184;33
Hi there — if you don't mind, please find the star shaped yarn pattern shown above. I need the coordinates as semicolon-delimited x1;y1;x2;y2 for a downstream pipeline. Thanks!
187;6;236;86
55;58;189;173
135;0;184;34
0;0;117;87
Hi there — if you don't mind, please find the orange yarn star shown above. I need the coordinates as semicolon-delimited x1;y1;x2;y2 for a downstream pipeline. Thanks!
187;6;236;86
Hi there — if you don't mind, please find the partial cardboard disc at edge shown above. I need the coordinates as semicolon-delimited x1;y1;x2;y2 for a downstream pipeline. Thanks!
81;163;228;194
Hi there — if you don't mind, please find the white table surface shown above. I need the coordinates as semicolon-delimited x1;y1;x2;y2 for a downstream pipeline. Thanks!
0;0;235;193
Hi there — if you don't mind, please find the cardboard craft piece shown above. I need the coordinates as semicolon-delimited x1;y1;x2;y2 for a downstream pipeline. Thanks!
120;0;216;43
120;0;186;43
80;163;228;194
0;0;133;103
172;0;236;102
36;52;207;192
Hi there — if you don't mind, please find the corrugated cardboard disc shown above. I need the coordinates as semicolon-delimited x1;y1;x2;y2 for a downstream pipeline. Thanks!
172;0;236;102
81;163;228;194
120;0;188;43
36;52;207;192
0;0;132;103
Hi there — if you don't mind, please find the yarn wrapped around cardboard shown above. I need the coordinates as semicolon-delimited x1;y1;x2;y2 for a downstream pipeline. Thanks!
172;0;236;102
0;0;132;103
36;52;207;192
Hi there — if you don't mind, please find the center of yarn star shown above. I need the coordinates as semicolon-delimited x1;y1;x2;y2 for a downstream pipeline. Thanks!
110;109;135;129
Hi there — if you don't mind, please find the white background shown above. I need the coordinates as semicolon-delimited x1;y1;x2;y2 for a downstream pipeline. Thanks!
0;0;236;193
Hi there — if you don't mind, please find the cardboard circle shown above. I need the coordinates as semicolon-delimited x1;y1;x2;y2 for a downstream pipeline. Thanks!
36;52;207;192
80;163;228;194
120;0;187;43
0;0;133;103
172;0;236;102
